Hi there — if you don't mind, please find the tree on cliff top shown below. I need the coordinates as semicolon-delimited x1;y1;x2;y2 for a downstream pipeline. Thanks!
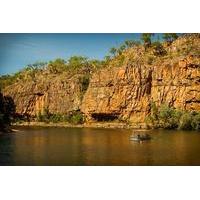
67;56;88;69
109;47;117;57
163;33;178;45
48;58;66;73
141;33;154;50
124;40;140;48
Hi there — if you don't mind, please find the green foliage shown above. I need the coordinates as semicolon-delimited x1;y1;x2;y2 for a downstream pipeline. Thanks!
191;113;200;130
113;54;126;68
67;56;88;69
109;47;117;56
152;41;167;56
36;111;45;122
118;44;126;55
69;111;84;125
141;33;154;49
80;74;90;92
49;114;64;123
79;74;90;100
48;58;66;73
124;40;140;48
146;56;154;65
36;108;84;125
27;61;48;69
178;112;193;130
146;103;200;130
163;33;178;44
36;107;50;122
89;59;104;69
159;104;181;129
104;55;111;62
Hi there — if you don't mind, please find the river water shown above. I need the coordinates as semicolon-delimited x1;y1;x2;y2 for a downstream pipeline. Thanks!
0;126;200;166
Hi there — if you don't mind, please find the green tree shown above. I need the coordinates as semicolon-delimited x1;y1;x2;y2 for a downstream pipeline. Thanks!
191;113;200;130
118;44;126;55
124;40;140;48
178;112;193;130
104;55;111;62
152;41;167;56
67;56;88;69
109;47;117;57
163;33;178;45
141;33;154;50
48;58;66;73
158;104;181;129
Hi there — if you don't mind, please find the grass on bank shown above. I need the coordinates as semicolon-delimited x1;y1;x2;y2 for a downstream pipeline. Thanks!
36;109;85;125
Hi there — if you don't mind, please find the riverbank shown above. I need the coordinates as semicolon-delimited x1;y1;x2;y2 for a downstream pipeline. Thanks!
12;121;148;129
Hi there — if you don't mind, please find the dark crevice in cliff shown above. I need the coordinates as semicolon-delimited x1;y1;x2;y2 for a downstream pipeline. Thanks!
91;113;119;122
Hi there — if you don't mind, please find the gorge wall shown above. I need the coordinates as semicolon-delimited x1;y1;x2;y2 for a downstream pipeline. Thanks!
2;34;200;126
3;72;84;117
81;54;200;125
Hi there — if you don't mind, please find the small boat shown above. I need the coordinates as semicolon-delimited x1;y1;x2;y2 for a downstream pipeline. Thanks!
130;132;151;141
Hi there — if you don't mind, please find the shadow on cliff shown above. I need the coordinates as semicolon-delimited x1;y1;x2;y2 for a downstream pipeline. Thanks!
0;93;16;132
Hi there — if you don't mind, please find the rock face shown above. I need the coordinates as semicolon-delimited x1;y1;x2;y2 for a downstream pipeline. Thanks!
152;55;200;111
81;64;152;124
3;72;84;117
2;34;200;125
81;35;200;125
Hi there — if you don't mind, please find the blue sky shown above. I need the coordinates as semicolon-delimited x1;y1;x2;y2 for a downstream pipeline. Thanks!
0;33;149;75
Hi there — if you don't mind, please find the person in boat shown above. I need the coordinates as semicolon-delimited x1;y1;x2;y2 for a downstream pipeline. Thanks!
137;134;141;139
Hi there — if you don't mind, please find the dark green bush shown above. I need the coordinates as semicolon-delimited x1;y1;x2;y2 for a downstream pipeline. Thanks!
36;111;45;122
152;42;167;56
178;112;193;130
146;103;200;130
191;113;200;130
49;114;64;123
36;109;84;125
68;111;85;125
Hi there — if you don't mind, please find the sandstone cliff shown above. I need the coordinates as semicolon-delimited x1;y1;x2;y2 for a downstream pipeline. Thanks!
81;34;200;125
2;34;200;126
3;70;88;117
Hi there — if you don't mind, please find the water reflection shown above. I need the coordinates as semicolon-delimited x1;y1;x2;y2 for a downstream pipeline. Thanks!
0;127;200;165
0;134;15;165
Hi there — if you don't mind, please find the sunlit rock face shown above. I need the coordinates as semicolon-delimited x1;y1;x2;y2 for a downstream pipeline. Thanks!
81;64;153;124
2;34;200;126
151;56;200;111
3;73;83;117
81;35;200;125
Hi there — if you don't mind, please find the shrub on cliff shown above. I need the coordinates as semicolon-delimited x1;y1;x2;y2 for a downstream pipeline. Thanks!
109;47;117;57
68;56;88;69
163;33;178;45
141;33;154;50
178;112;193;130
66;111;85;125
124;40;140;48
191;113;200;130
79;74;90;99
36;108;50;122
70;112;84;125
159;104;181;129
178;111;200;130
146;103;200;130
48;58;66;73
49;114;64;123
152;41;167;56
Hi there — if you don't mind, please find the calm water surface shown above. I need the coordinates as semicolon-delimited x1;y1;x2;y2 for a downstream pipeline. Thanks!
0;126;200;165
